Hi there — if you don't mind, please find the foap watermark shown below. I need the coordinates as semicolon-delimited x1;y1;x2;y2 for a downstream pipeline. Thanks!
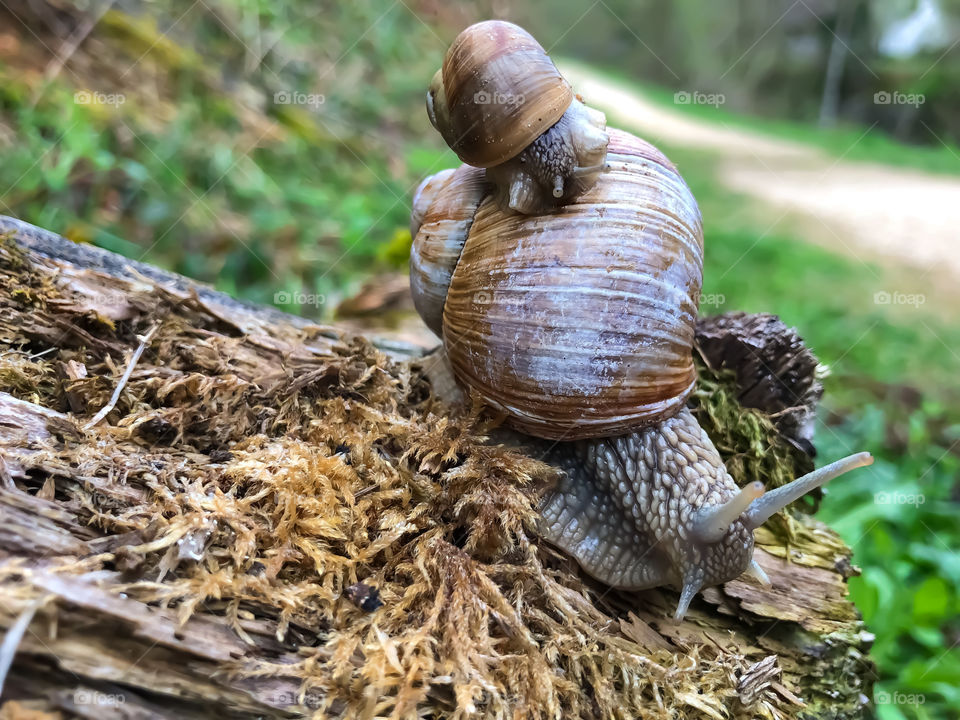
274;91;326;108
473;290;493;305
875;491;925;507
89;491;126;510
473;90;525;106
874;91;925;108
674;90;725;108
274;291;326;308
265;691;321;709
873;290;925;308
84;292;131;308
74;90;126;107
875;690;925;706
73;690;126;707
699;293;726;308
267;692;298;706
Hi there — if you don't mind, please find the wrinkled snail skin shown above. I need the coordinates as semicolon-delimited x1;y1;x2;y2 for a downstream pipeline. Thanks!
539;409;755;619
426;20;609;214
541;429;874;618
485;99;609;214
412;22;874;619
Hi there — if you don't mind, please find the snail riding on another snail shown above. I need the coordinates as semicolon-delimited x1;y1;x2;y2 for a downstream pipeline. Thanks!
413;21;873;620
426;20;609;215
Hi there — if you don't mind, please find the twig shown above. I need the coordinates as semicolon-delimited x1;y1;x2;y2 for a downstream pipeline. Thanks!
82;325;159;431
0;598;44;694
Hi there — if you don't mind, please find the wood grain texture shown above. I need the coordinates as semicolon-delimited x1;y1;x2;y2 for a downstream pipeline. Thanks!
0;219;873;719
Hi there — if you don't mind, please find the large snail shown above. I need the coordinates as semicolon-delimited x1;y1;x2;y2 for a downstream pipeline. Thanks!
411;24;872;620
426;20;609;215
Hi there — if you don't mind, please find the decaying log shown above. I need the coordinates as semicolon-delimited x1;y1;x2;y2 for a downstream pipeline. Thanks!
0;216;874;719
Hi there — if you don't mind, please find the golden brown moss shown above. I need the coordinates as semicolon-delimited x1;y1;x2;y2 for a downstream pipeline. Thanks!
0;237;856;719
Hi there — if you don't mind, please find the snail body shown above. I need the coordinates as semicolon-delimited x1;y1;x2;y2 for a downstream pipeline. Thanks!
539;409;870;616
412;23;872;619
427;20;609;214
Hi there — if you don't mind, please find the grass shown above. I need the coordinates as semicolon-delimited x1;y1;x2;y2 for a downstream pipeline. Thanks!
0;0;452;311
817;410;960;719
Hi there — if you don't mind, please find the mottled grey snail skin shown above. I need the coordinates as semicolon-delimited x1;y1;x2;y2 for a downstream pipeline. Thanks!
481;100;608;214
538;407;874;619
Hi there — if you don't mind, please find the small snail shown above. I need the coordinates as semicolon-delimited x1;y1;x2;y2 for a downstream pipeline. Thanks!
426;20;609;215
412;92;872;618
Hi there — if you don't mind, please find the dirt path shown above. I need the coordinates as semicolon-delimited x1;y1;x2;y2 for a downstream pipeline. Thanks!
562;63;960;281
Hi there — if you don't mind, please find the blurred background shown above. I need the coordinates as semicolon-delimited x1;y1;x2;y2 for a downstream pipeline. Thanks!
0;0;957;716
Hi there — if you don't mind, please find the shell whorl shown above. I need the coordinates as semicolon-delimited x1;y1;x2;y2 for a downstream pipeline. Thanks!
427;20;572;169
410;168;455;240
435;128;704;440
409;165;489;337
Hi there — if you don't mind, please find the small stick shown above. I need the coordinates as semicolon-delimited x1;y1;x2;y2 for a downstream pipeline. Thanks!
82;325;159;432
0;598;44;694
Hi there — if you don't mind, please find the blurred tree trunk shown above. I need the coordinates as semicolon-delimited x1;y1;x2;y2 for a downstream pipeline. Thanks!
819;1;858;127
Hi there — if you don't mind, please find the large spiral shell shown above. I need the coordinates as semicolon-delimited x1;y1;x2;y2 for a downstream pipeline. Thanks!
412;128;704;440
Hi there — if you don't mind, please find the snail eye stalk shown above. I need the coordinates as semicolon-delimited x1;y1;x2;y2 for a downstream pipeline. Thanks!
744;452;874;530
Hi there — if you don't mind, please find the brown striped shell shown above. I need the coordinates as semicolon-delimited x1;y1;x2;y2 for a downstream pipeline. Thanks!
410;167;455;239
409;165;489;337
427;20;572;168
410;128;703;440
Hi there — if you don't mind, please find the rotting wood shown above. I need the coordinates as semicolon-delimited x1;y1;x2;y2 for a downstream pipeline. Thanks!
0;217;874;719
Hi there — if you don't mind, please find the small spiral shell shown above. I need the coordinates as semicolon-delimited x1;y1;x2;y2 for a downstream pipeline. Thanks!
427;20;572;168
426;20;608;215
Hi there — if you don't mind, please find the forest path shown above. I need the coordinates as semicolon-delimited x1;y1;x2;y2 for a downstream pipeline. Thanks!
562;63;960;282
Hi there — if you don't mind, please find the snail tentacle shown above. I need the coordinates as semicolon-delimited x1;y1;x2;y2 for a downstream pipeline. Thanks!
689;480;765;543
744;452;874;530
676;568;706;621
746;559;772;586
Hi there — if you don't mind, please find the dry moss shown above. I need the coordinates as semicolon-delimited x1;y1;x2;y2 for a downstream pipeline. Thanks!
0;236;863;719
